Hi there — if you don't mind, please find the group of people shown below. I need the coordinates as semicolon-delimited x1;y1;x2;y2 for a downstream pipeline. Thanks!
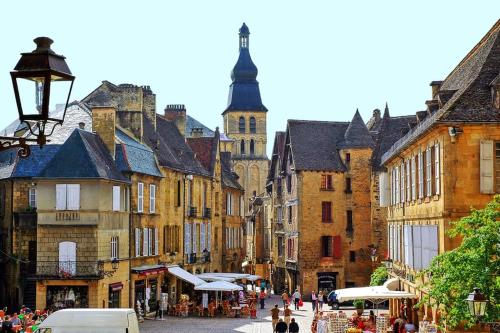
0;305;48;332
281;289;304;311
271;304;300;333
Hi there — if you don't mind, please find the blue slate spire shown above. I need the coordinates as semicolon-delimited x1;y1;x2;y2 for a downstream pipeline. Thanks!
224;23;267;113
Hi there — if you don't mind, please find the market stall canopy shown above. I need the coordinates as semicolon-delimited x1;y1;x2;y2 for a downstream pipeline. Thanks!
205;272;250;280
383;277;399;291
167;265;205;286
196;273;236;282
195;281;244;292
335;286;417;303
131;264;167;276
245;275;262;281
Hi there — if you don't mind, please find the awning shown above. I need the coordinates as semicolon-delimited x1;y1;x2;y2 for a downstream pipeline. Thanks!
131;264;167;276
204;272;250;280
241;261;250;267
196;273;236;282
109;282;123;291
245;275;262;282
195;281;243;292
167;265;205;286
383;277;399;291
335;286;418;304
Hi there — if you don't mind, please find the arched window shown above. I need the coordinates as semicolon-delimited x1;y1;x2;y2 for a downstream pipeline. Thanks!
239;117;245;133
240;139;245;155
59;241;76;275
250;139;255;155
249;117;256;133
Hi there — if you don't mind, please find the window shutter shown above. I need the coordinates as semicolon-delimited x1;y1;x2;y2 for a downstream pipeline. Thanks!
411;157;417;200
207;223;211;252
135;228;141;257
430;225;439;263
193;224;198;253
426;148;433;196
379;172;390;207
200;223;206;251
332;235;342;259
150;185;156;213
434;143;440;195
418;152;424;198
143;227;149;256
59;241;76;275
56;184;67;210
113;186;121;211
138;183;144;212
480;140;494;194
149;228;153;255
395;166;400;204
29;188;37;208
388;224;393;260
154;228;159;255
400;163;405;203
184;224;190;254
413;226;422;270
66;184;80;210
406;160;411;202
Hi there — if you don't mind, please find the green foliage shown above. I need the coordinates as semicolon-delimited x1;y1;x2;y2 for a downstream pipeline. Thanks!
417;195;500;330
353;299;364;309
370;265;388;286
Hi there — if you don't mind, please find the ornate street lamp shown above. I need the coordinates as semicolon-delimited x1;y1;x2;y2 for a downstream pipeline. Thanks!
466;288;488;320
111;257;119;270
382;258;393;270
7;37;74;156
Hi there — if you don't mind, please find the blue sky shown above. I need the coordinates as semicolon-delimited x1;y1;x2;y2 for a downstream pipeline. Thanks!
0;1;498;154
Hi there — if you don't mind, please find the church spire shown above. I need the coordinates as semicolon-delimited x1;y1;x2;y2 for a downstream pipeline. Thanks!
239;23;250;50
343;109;374;148
383;102;390;118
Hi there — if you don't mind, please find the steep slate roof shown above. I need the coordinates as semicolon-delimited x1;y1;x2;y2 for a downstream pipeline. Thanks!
382;20;500;164
185;115;215;138
38;129;128;182
221;151;244;190
115;128;163;178
224;23;267;113
267;131;286;182
11;145;62;178
186;129;219;176
142;115;211;177
286;120;349;172
341;110;375;148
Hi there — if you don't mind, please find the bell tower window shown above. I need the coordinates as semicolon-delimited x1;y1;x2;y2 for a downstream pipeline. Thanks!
241;36;248;48
250;139;255;156
239;117;245;133
240;139;245;155
250;117;256;133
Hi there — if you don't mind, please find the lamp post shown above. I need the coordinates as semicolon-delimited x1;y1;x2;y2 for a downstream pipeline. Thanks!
466;288;488;323
6;37;74;157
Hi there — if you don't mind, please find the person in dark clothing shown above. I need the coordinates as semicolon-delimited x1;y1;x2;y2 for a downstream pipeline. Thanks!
1;316;13;333
276;318;288;333
289;318;300;333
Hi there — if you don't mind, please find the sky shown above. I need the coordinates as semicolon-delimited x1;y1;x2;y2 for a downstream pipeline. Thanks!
0;1;498;156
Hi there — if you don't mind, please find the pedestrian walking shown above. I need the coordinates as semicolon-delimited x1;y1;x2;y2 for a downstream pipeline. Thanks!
259;290;266;309
289;317;300;333
292;289;301;310
276;318;288;333
311;290;317;312
283;304;292;327
281;290;289;308
318;290;324;310
271;305;280;332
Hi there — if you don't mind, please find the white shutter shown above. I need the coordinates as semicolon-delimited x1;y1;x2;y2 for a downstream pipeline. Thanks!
379;172;389;207
413;226;422;270
138;183;144;212
421;226;430;269
66;184;80;210
408;226;414;268
430;225;439;263
193;224;198;254
59;241;76;275
148;228;153;255
388;224;393;260
56;184;67;210
154;228;159;255
150;184;156;213
406;160;411;202
404;225;410;266
29;188;37;208
400;163;405;203
434;143;441;195
135;228;141;257
113;186;121;211
418;152;424;198
411;157;417;200
201;223;206;251
143;227;149;256
480;140;494;194
426;148;432;196
207;223;211;252
395;167;399;204
184;224;191;254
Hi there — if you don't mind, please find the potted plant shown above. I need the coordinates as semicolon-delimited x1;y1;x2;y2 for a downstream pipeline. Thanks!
353;299;364;315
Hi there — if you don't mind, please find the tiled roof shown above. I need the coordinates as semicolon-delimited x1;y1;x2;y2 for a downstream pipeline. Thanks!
341;110;375;148
186;130;219;176
267;131;286;182
38;129;128;182
142;115;211;177
185;116;215;138
382;20;500;164
12;145;62;178
221;151;243;190
115;128;163;178
287;120;349;172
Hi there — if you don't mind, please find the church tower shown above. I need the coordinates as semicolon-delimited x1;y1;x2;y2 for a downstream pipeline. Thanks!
222;23;268;213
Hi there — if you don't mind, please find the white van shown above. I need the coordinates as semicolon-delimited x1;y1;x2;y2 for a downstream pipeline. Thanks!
36;308;139;333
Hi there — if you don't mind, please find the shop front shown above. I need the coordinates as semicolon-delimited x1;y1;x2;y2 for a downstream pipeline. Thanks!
46;285;89;310
131;265;168;314
108;282;123;308
317;272;337;294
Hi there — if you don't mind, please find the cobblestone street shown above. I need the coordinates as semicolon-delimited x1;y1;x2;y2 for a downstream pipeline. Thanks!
139;295;314;333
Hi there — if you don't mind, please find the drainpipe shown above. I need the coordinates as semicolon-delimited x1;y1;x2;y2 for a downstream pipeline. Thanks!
128;180;133;308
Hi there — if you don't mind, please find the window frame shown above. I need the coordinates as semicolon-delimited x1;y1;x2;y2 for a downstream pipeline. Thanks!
137;182;144;213
149;184;156;214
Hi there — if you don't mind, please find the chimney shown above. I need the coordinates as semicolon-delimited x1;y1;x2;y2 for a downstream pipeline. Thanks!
430;81;443;99
191;128;204;138
164;104;186;137
92;106;116;159
141;85;157;130
372;108;381;120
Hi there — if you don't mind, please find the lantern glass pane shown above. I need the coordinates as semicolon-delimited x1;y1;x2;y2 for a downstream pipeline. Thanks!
468;301;474;316
474;301;481;316
48;79;72;120
16;76;45;117
479;301;486;316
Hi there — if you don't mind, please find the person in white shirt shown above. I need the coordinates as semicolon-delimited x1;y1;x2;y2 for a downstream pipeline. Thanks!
292;289;301;310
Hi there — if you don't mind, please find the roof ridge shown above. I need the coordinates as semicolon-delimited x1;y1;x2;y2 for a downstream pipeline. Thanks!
288;119;350;124
77;130;105;178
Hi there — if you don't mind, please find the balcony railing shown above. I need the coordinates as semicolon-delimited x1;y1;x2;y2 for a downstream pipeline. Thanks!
188;207;197;218
36;261;103;279
203;208;211;219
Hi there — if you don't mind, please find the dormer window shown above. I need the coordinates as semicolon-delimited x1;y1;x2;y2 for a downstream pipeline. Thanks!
491;76;500;110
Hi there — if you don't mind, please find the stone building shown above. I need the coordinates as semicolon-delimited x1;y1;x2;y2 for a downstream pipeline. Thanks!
222;23;269;213
381;20;500;326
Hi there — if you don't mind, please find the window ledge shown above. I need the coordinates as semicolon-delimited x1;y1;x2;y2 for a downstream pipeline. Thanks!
320;188;334;192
